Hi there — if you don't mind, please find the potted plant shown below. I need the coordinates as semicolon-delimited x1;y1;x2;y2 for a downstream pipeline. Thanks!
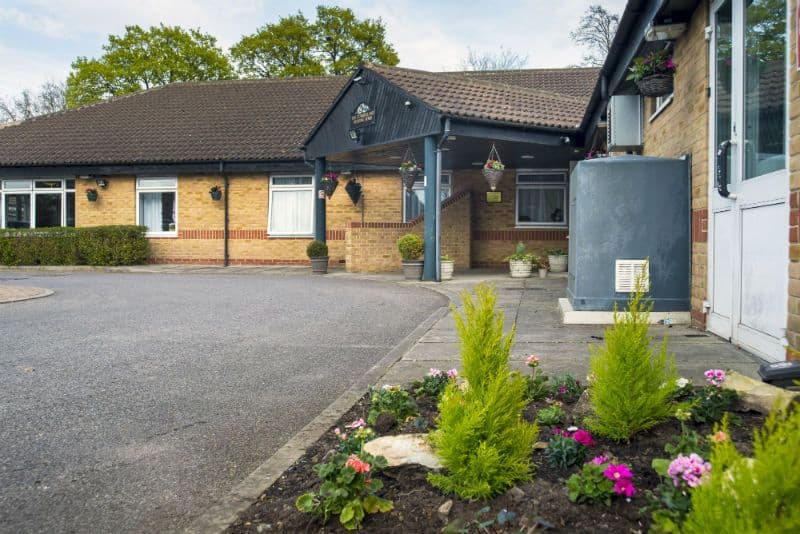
86;188;98;202
397;233;424;280
209;185;223;201
307;240;329;274
547;248;568;273
441;255;455;281
321;172;339;198
483;159;505;191
505;242;534;278
535;254;548;278
399;160;421;191
627;49;676;97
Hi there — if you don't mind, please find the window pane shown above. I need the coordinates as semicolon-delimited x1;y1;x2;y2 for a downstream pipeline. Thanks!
715;0;733;184
3;180;31;190
744;0;786;179
518;188;565;224
272;176;312;186
518;173;566;184
66;192;75;227
139;192;176;232
137;177;177;189
405;189;425;221
270;189;313;234
66;179;76;190
4;194;31;228
35;180;62;189
35;193;62;227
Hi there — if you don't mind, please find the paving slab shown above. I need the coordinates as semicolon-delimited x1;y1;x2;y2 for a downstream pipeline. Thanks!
0;285;53;303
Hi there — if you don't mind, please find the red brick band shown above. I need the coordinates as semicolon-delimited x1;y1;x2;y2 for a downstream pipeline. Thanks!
472;229;568;241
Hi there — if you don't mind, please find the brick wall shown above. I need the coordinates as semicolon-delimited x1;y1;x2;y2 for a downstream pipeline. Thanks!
75;176;136;226
787;0;800;358
641;1;709;328
345;190;472;272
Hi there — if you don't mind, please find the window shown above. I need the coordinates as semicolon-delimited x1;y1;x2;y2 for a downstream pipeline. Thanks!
403;173;452;222
268;176;314;236
0;178;75;229
516;171;567;227
137;177;177;236
650;93;674;121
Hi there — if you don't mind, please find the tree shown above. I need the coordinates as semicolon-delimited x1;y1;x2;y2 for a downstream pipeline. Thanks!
65;24;235;108
231;5;399;78
459;46;529;71
570;5;620;67
0;81;66;123
230;13;323;78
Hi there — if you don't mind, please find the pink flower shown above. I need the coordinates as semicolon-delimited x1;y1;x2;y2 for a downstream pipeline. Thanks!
553;427;571;438
345;454;371;474
558;386;566;395
704;369;726;388
446;368;458;379
614;478;637;498
345;418;366;429
428;368;443;378
591;455;609;465
334;428;347;440
667;454;711;488
603;463;633;482
526;355;540;368
572;429;595;447
665;59;676;69
711;430;728;443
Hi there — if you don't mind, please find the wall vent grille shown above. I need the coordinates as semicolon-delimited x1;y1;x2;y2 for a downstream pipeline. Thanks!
615;259;649;293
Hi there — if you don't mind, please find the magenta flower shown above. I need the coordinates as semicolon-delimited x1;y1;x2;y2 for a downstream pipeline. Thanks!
345;418;366;429
614;478;637;498
446;368;458;379
604;463;633;482
553;427;571;438
665;59;676;69
704;369;726;388
591;455;609;465
573;429;595;447
558;386;566;395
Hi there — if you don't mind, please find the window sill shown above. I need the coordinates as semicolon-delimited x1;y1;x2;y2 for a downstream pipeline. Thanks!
515;225;568;230
146;232;178;239
267;234;314;239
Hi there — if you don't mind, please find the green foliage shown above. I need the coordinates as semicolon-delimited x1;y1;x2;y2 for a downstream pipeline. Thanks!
428;284;538;500
689;387;739;424
645;457;694;532
525;373;549;402
549;373;584;403
443;505;519;533
306;240;329;258
296;451;392;531
367;385;418;426
66;24;234;108
412;370;453;399
0;226;148;266
335;426;376;455
396;233;423;260
504;241;534;262
566;461;615;505
536;405;565;427
587;276;678;441
546;434;587;469
664;421;709;458
626;49;676;82
678;408;800;533
231;6;399;78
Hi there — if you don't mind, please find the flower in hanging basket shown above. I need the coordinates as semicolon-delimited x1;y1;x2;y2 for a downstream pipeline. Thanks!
585;149;608;160
320;172;339;199
85;188;98;201
399;160;420;173
322;172;339;183
484;159;505;171
209;185;223;200
626;49;676;82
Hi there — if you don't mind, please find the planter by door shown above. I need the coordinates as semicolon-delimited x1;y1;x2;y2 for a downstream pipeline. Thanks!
538;268;548;279
401;260;424;280
548;254;567;273
636;74;674;97
441;260;454;281
509;259;533;278
310;257;329;274
210;190;222;201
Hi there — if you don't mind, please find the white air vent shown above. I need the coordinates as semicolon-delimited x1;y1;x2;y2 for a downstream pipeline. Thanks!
615;259;649;293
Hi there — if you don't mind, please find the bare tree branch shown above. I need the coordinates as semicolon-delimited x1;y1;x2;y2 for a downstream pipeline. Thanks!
570;5;620;67
460;46;529;71
0;81;67;124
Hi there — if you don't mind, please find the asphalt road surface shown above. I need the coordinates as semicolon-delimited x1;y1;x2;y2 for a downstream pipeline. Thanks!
0;271;445;533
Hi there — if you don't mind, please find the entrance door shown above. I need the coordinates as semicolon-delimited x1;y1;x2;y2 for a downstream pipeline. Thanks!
708;0;789;361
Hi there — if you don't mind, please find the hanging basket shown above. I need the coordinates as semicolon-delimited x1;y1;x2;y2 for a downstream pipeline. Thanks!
636;74;674;97
399;146;421;191
401;170;419;191
482;143;506;191
345;179;362;205
321;178;338;199
86;190;98;202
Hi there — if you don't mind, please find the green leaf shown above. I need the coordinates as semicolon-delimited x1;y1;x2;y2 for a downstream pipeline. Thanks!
652;458;671;477
295;493;317;513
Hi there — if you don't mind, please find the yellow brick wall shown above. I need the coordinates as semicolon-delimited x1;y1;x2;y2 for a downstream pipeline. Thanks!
787;0;800;358
75;176;136;226
641;1;709;327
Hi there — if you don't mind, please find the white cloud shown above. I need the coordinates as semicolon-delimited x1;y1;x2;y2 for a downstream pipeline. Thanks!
0;45;70;98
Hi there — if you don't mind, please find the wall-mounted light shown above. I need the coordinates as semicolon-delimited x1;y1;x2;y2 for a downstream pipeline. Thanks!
560;136;572;145
352;76;367;85
403;100;413;108
348;129;360;142
95;177;108;188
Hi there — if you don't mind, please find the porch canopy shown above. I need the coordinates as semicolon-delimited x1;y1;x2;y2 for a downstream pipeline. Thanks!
303;64;601;281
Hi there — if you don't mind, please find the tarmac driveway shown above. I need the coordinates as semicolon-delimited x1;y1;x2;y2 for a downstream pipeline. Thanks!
0;271;445;534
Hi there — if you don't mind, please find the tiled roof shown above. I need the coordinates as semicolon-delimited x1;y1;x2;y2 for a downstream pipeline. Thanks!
0;76;348;166
444;67;600;100
366;64;593;130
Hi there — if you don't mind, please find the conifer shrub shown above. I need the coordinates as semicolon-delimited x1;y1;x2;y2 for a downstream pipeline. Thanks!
586;276;678;441
675;407;800;533
427;283;538;500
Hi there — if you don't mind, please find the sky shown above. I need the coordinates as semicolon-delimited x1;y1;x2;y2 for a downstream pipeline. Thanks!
0;0;628;99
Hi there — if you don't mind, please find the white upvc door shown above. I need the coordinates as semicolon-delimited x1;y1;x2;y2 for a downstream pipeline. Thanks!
708;0;789;361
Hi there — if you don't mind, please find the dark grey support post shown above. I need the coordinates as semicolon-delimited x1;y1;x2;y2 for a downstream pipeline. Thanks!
423;135;438;281
313;157;326;242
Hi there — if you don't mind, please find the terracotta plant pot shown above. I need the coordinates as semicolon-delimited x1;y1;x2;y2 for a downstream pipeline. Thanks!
310;257;329;274
441;260;454;281
509;259;533;278
401;260;424;280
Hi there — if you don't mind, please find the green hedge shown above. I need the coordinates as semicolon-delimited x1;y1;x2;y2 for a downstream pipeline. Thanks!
0;225;150;266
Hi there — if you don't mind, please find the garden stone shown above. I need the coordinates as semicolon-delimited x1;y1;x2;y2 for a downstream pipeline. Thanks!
437;499;453;522
724;371;798;414
571;389;593;424
363;434;442;469
506;486;525;503
374;412;396;433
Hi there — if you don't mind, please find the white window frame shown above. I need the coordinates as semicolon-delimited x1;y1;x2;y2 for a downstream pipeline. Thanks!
135;177;178;237
515;169;568;228
267;175;314;237
649;93;674;121
402;172;452;223
0;178;75;229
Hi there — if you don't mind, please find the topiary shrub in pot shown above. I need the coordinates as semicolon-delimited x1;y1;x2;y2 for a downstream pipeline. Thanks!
397;233;424;280
306;240;329;274
505;242;533;278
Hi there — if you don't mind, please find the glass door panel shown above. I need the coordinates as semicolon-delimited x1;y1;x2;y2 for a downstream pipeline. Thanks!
715;0;734;185
35;193;62;227
4;194;31;228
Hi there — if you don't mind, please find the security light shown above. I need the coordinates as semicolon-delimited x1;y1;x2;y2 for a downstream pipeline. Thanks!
348;129;360;142
95;177;108;188
521;155;535;160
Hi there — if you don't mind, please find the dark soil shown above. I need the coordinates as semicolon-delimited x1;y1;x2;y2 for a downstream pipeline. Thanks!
226;390;764;533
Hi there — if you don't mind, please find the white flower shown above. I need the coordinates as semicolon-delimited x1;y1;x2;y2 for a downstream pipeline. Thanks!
676;377;690;389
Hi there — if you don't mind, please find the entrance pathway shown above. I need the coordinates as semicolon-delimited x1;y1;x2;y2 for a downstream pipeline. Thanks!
377;272;765;386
